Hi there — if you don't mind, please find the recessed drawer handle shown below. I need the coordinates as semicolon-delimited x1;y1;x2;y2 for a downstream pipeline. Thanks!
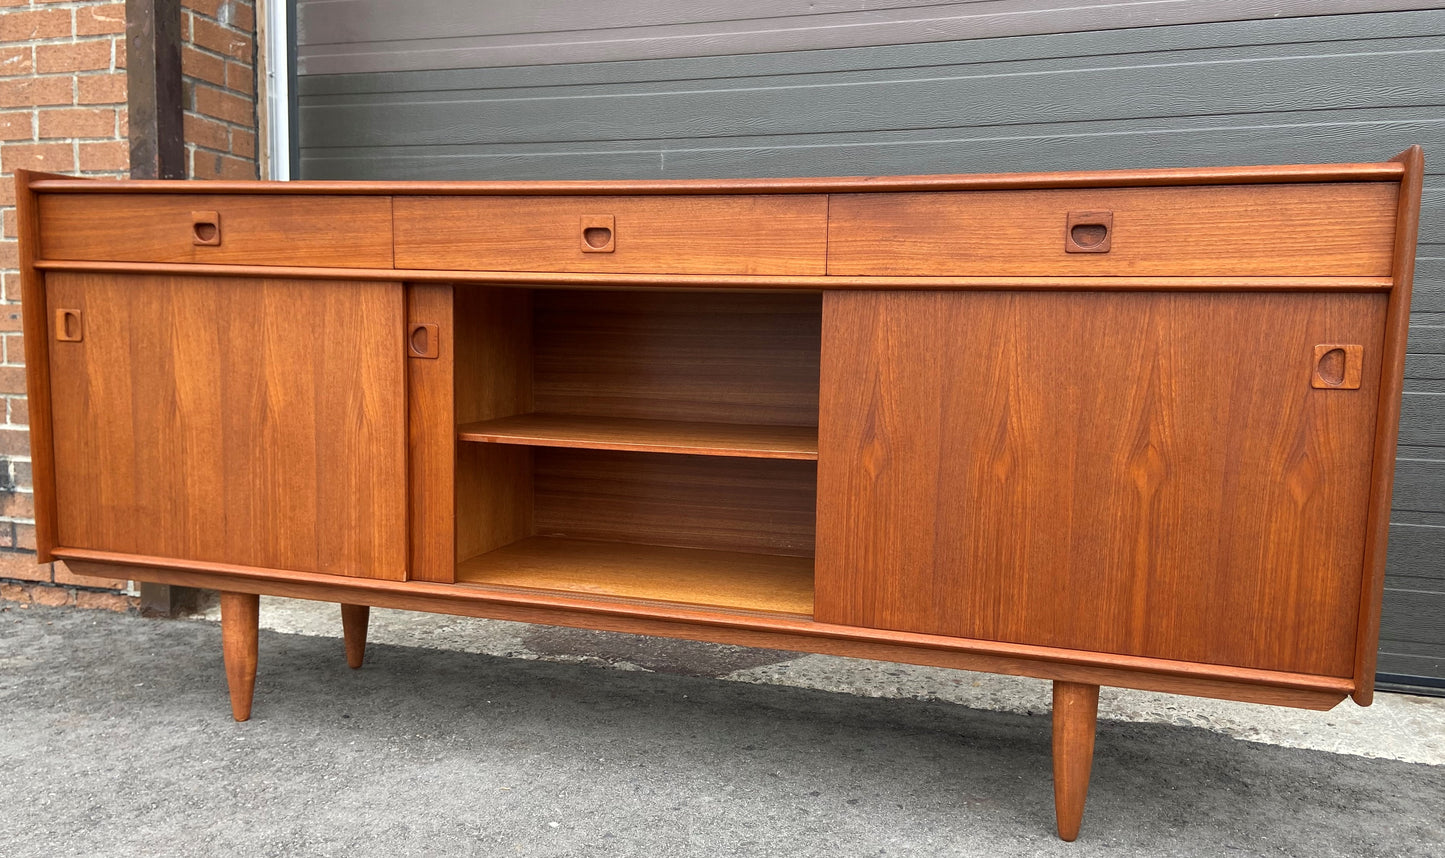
55;308;83;342
409;323;439;359
1312;344;1363;389
193;211;221;246
580;215;615;253
1065;211;1112;253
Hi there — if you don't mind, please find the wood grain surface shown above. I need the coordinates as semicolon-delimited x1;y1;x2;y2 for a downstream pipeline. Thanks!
534;449;818;558
828;183;1398;277
221;591;260;721
46;273;408;579
406;283;456;582
59;552;1353;710
456;536;814;615
457;414;819;460
38;193;394;268
816;290;1387;676
395;195;827;274
532;289;821;426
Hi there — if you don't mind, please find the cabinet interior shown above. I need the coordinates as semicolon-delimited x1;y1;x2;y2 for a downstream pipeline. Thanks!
452;287;821;615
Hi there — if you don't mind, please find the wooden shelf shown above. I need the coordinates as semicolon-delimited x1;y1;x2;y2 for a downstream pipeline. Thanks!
455;536;814;615
456;414;818;460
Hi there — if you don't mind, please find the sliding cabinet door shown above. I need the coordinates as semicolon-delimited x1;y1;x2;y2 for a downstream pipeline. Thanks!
815;290;1385;676
47;273;408;580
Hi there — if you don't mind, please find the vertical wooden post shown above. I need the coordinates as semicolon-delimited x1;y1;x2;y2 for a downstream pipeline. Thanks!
126;0;185;179
220;592;260;722
340;604;370;669
1051;681;1100;842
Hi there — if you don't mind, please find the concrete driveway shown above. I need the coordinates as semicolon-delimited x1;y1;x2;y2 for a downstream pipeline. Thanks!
2;599;1441;857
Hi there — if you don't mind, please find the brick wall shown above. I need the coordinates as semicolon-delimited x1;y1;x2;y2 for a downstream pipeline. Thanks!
182;0;256;179
0;0;259;611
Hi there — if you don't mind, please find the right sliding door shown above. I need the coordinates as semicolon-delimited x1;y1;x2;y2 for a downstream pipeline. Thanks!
815;291;1386;676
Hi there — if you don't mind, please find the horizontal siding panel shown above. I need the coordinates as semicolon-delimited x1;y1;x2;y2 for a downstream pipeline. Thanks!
1393;460;1445;514
300;110;1445;181
1387;523;1445;584
1381;589;1445;645
299;40;1445;150
297;1;1444;75
1399;394;1445;447
1377;651;1445;684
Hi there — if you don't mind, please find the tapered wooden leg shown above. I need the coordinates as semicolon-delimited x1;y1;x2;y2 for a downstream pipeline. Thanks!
341;603;370;669
220;592;260;722
1051;681;1100;842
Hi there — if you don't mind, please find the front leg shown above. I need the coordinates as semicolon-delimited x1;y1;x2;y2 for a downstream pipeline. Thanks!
220;592;260;722
1051;681;1100;841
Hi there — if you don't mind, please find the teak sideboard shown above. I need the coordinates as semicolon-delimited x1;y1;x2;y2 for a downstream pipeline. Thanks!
15;149;1424;841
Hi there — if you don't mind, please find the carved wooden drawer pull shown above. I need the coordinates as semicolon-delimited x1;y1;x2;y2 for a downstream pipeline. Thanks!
580;214;615;253
1065;210;1112;253
192;211;221;246
1312;344;1363;389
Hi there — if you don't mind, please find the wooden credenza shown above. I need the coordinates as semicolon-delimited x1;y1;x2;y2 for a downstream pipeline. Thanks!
16;150;1424;841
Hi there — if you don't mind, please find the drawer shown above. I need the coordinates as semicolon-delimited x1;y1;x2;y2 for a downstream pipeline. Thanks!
37;194;394;269
827;183;1398;277
394;195;828;275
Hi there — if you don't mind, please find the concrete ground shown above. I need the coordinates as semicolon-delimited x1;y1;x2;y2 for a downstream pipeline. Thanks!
2;599;1442;857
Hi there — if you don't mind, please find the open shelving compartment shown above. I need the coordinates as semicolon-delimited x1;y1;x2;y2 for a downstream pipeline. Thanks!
452;286;822;616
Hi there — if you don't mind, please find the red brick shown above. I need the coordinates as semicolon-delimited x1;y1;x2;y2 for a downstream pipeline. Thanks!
0;45;32;77
231;127;254;158
78;139;125;171
0;9;73;42
76;589;137;610
36;40;112;75
0;308;22;331
191;149;254;179
5;331;22;361
56;560;128;591
192;84;252;126
0;549;48;582
183;45;226;87
1;209;13;239
1;176;14;206
191;17;252;61
3;271;19;302
77;72;125;105
39;106;114;139
225;61;254;96
232;1;255;31
183;111;228;150
76;4;125;36
0;489;32;518
0;76;73;108
30;582;73;606
0;110;32;141
8;396;27;426
14;521;34;551
2;141;74;173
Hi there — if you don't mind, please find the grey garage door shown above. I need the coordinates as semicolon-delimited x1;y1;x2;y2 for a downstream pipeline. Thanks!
295;1;1445;691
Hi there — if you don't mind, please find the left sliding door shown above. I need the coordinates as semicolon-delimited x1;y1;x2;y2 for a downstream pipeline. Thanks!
46;273;408;580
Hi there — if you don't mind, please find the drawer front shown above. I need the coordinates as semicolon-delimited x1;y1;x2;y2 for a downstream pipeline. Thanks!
828;183;1398;277
37;194;394;269
394;195;828;275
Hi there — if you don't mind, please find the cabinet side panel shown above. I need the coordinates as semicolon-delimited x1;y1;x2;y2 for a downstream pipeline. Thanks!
408;283;455;581
47;273;408;580
816;291;1385;676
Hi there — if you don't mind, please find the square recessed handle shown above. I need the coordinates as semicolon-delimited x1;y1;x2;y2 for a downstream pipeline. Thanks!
54;308;82;342
1311;344;1363;389
192;211;221;246
580;215;615;253
1065;211;1112;253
